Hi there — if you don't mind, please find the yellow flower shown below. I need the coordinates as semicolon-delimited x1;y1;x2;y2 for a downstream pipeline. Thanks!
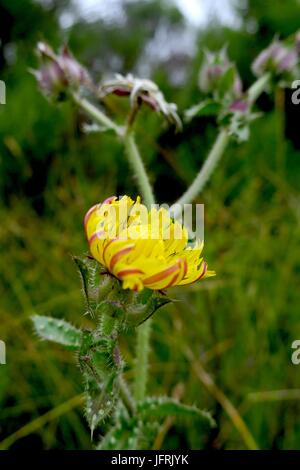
84;196;215;292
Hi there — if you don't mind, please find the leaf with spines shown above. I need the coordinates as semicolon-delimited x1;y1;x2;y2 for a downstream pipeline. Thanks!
73;255;99;314
125;289;171;326
137;397;216;428
78;330;123;435
97;404;145;450
74;256;121;315
32;315;82;350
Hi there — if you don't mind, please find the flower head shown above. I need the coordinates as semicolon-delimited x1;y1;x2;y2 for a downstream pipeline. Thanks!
32;42;92;100
84;196;215;292
99;74;182;131
252;38;298;78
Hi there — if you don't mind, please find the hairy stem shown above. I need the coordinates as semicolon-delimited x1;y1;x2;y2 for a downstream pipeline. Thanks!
171;129;230;214
172;73;271;213
134;319;152;402
123;132;155;208
123;133;155;402
248;72;271;104
73;93;122;136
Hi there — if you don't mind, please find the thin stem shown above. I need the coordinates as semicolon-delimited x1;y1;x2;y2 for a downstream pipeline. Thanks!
73;93;155;208
248;72;271;104
171;129;230;214
123;132;155;208
134;318;152;402
73;93;122;136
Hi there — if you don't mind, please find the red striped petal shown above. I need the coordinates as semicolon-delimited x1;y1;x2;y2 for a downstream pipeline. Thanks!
103;238;117;266
117;268;144;278
195;262;207;282
88;230;106;244
84;204;99;236
143;259;181;286
109;245;135;271
84;196;116;236
164;271;180;289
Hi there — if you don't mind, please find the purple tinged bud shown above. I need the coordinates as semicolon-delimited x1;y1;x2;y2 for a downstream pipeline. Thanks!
252;39;298;77
229;99;249;113
277;49;298;72
295;31;300;54
199;49;242;98
33;42;92;100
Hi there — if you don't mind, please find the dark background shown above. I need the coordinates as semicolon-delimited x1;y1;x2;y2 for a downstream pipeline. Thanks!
0;0;300;450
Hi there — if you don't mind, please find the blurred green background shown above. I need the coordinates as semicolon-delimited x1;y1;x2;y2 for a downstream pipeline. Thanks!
1;0;300;450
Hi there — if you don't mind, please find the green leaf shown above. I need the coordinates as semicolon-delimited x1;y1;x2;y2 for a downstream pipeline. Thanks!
218;65;236;98
78;330;123;435
137;397;216;427
73;255;98;313
32;315;82;349
125;289;171;326
97;415;138;450
74;256;120;315
185;100;222;121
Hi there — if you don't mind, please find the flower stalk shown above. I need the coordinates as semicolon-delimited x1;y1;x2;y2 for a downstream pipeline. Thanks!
73;93;122;136
172;73;271;214
123;132;155;209
171;129;230;214
248;72;271;104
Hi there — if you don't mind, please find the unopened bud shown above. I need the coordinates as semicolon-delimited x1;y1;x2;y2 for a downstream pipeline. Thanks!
199;49;242;98
32;42;92;100
252;38;298;77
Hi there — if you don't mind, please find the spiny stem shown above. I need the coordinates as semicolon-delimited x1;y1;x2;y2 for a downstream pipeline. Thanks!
123;132;155;208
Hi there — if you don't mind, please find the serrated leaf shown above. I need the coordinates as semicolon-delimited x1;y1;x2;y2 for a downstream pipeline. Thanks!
32;315;82;349
84;372;118;436
137;397;216;427
78;330;123;435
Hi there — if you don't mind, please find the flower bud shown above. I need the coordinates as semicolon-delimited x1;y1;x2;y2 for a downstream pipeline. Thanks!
252;38;298;77
199;49;242;97
32;42;92;100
